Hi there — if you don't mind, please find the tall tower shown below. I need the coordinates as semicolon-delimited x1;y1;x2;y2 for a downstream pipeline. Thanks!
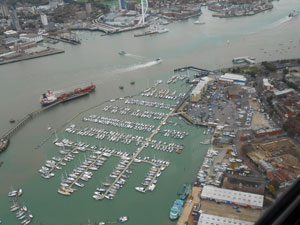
138;0;148;25
10;10;21;31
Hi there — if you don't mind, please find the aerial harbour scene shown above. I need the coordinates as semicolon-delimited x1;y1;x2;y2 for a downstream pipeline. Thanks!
1;0;300;225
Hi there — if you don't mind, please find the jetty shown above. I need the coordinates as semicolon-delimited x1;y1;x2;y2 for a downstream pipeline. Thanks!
46;146;78;174
0;101;62;141
232;56;256;64
68;152;105;190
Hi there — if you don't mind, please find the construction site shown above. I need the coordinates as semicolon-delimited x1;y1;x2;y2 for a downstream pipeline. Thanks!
241;137;300;189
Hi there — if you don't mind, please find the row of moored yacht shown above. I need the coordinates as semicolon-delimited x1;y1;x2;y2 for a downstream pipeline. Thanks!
83;115;155;132
9;188;33;225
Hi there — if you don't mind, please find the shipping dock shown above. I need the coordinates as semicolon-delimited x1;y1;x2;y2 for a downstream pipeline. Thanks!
48;36;81;45
134;30;158;37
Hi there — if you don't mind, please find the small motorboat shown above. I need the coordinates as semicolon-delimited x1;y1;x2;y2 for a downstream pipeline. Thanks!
119;51;126;56
194;20;205;25
119;216;128;223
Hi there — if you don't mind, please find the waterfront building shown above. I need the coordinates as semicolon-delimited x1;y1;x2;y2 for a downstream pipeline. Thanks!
40;13;48;27
1;37;20;47
201;185;264;209
197;213;254;225
3;30;18;38
126;1;137;10
190;76;213;102
14;41;37;52
219;73;247;85
19;34;43;43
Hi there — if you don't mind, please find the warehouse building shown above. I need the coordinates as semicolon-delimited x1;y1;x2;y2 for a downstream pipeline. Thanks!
197;213;254;225
200;186;264;209
219;73;247;85
190;76;213;102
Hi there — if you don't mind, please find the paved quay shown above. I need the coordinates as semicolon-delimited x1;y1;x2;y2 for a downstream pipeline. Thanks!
177;186;202;225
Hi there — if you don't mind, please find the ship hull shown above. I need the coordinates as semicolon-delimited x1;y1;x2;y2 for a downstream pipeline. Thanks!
40;85;95;107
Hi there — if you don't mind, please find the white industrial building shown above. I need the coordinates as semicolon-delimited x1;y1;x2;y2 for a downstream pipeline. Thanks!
263;78;273;90
197;213;254;225
19;33;43;43
273;88;295;97
190;76;213;102
201;186;264;209
219;73;247;85
40;13;48;26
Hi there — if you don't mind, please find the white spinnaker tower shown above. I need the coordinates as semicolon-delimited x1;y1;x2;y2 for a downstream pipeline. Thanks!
138;0;148;25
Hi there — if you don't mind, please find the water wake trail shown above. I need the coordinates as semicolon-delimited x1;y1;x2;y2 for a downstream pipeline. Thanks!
269;16;292;29
115;60;161;73
125;53;146;59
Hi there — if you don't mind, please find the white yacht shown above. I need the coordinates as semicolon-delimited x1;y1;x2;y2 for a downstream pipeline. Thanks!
194;20;205;25
119;216;128;223
135;187;145;193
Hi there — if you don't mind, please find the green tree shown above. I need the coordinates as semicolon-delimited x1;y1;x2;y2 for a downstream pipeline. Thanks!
283;68;289;75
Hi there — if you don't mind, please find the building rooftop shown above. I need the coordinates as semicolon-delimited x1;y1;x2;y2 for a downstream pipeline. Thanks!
191;76;213;96
274;88;295;96
4;30;18;35
197;213;254;225
201;185;264;208
220;73;247;82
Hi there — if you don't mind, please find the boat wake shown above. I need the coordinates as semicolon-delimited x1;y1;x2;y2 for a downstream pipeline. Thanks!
115;60;161;73
245;15;293;36
125;53;146;59
269;16;292;28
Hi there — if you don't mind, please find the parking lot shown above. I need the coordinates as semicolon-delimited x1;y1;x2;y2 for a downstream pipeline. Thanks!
183;81;255;128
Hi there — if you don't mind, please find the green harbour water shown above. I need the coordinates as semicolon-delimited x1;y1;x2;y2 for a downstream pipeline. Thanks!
1;0;300;224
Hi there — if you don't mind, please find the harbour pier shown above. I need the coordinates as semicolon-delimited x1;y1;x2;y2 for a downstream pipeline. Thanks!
67;152;105;190
0;101;61;141
46;146;79;175
145;166;162;191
